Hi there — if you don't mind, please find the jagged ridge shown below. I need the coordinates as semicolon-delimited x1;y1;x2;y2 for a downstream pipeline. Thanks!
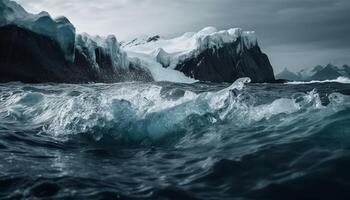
276;64;350;81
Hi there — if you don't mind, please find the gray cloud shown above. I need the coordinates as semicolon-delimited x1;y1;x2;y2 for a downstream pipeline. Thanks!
16;0;350;72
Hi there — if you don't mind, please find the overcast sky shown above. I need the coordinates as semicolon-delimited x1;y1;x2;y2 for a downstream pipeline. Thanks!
16;0;350;73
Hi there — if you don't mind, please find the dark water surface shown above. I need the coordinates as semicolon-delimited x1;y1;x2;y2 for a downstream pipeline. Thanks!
1;79;350;200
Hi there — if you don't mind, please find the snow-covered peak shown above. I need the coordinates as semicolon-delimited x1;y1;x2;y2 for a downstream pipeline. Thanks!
121;35;161;48
0;0;76;62
197;26;218;35
124;26;258;69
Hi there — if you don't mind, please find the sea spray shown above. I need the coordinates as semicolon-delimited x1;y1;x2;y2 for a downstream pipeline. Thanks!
1;81;350;199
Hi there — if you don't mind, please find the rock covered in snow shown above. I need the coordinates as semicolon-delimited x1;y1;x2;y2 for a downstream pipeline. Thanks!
75;33;130;71
0;0;76;62
124;27;258;68
0;0;154;83
124;26;275;83
0;24;153;83
55;16;76;62
0;0;276;84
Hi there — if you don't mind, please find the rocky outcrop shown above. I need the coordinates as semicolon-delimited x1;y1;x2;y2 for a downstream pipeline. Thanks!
0;25;152;83
0;0;153;83
175;38;275;83
275;68;302;81
124;27;276;83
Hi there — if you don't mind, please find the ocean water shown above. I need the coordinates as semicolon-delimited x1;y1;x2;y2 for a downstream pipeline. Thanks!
1;78;350;200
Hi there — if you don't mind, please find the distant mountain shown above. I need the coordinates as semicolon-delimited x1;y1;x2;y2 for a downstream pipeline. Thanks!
279;64;350;81
309;64;341;81
297;65;324;80
276;68;302;81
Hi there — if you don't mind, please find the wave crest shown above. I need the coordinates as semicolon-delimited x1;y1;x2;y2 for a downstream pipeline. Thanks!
0;79;349;145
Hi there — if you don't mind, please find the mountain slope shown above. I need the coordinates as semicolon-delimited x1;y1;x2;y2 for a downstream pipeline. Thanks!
1;0;276;84
310;64;343;81
294;64;350;81
0;0;153;83
276;68;302;81
124;27;276;83
0;25;153;83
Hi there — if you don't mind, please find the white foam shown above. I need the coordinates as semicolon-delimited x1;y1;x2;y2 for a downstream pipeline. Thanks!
286;77;350;85
1;79;349;143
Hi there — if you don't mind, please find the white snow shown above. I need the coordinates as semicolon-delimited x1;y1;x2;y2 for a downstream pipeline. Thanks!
0;0;76;62
124;26;258;69
121;26;258;83
128;51;196;83
75;33;195;84
0;0;196;83
152;48;171;67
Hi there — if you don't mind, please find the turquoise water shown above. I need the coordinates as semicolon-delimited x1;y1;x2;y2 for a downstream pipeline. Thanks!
1;79;350;199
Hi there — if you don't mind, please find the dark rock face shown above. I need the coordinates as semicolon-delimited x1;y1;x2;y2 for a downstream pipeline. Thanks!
175;39;276;83
0;25;72;83
147;35;160;43
0;25;152;83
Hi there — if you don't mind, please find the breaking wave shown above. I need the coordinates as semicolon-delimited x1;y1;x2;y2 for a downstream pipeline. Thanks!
2;79;350;199
1;78;349;148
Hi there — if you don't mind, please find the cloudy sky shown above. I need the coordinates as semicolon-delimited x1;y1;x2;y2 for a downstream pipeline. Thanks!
16;0;350;73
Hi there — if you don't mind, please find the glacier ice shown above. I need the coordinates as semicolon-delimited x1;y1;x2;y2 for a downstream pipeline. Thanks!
75;33;130;70
152;48;171;67
127;51;196;83
0;0;76;63
55;16;76;63
124;26;259;69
